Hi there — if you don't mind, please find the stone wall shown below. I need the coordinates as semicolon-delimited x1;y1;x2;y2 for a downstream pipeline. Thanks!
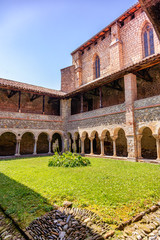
61;65;75;93
68;103;126;131
0;111;63;130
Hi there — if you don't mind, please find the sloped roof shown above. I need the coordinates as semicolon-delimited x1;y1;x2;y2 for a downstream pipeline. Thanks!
71;2;141;55
0;78;66;97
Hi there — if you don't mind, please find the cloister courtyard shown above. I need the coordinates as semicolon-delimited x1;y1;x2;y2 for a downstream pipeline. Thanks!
0;156;160;230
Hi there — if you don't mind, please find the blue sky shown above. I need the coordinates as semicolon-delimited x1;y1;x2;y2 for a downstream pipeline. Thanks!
0;0;137;90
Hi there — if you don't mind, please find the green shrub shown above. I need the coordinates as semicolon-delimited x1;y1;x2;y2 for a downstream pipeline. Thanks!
48;151;91;168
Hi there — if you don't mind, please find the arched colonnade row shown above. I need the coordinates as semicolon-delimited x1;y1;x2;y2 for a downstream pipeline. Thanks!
68;126;160;160
0;126;160;160
0;131;63;156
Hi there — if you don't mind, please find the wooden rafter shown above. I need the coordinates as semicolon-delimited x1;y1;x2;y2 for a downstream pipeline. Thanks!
135;68;153;82
30;94;41;102
105;79;123;91
48;97;59;104
7;90;18;98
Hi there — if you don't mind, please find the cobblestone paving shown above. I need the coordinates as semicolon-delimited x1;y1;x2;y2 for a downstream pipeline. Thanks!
0;209;25;240
113;209;160;240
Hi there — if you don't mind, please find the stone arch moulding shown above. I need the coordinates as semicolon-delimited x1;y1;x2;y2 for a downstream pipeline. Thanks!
0;129;18;139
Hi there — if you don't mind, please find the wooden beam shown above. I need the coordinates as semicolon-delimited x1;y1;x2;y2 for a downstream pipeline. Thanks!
80;93;83;113
43;95;45;114
18;91;21;112
7;90;18;98
135;69;153;82
99;87;103;108
30;94;41;102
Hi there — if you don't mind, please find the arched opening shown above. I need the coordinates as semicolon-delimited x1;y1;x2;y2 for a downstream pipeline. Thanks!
20;132;35;155
0;132;16;156
116;129;127;157
52;133;62;153
37;133;49;154
84;133;90;154
103;131;113;156
141;127;157;159
142;24;155;58
74;132;81;153
92;132;101;154
68;133;73;152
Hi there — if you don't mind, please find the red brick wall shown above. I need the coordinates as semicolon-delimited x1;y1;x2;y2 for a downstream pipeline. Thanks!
61;65;75;93
0;89;60;115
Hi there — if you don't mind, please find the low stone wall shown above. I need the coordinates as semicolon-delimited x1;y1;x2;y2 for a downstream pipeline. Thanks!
0;111;63;130
134;96;160;123
68;104;126;131
134;95;160;109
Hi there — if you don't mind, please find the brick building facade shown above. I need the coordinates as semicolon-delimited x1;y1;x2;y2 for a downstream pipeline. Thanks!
0;2;160;161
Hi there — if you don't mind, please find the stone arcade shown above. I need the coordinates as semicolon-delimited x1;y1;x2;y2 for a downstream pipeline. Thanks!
0;2;160;161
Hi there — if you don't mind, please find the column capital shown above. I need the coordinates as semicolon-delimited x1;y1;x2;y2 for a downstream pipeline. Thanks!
153;134;160;140
137;134;143;141
80;137;85;142
111;135;118;141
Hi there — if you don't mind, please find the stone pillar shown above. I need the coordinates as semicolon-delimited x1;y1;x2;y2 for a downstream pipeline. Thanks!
48;136;52;154
81;138;85;154
33;137;38;155
100;138;104;156
124;73;137;161
109;22;123;73
90;138;94;155
137;134;143;159
15;139;21;156
111;136;117;157
72;50;82;88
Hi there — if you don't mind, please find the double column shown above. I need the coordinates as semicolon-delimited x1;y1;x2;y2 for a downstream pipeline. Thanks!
15;138;21;156
153;134;160;161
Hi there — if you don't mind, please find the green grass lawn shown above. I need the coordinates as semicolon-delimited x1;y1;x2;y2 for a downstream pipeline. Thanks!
0;156;160;228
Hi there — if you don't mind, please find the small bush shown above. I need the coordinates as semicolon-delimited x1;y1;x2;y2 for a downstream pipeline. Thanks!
48;152;91;168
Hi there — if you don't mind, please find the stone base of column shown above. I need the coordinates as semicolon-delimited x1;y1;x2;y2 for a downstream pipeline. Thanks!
48;152;52;154
33;153;37;155
90;153;94;156
127;157;137;162
15;153;20;157
100;154;105;156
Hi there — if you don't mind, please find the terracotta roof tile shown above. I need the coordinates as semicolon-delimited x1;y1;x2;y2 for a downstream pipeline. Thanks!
0;78;66;97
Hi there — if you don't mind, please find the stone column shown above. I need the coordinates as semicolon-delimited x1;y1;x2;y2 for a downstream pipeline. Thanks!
81;137;85;154
15;139;21;156
124;73;138;161
90;138;94;155
153;134;160;161
48;136;52;154
33;137;38;155
73;138;77;153
137;134;143;159
100;138;105;156
63;138;68;152
111;136;117;157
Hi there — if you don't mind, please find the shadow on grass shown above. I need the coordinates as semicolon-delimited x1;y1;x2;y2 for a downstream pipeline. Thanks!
0;172;105;239
0;153;52;161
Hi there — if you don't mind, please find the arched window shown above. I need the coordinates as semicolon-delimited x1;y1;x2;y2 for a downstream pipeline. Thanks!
143;24;155;58
95;55;100;78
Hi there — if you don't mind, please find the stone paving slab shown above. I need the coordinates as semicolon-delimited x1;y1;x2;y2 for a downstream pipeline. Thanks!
0;209;25;240
112;209;160;240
